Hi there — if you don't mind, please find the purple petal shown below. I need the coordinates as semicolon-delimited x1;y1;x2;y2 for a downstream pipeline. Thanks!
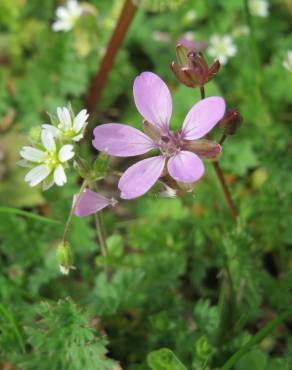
167;150;204;183
119;156;165;199
93;124;154;157
74;188;115;217
182;97;225;140
133;72;172;134
177;37;208;52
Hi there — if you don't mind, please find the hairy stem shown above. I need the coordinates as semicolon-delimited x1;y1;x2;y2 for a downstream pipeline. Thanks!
86;0;137;114
220;308;292;370
62;180;87;244
200;85;205;99
92;182;108;257
93;209;108;257
199;86;238;221
212;162;238;220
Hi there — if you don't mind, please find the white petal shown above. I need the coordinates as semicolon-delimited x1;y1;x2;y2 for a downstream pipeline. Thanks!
54;165;67;186
68;0;82;16
41;130;56;152
25;165;51;186
42;124;60;137
17;159;33;168
56;6;68;19
20;146;45;162
73;109;88;132
52;20;71;32
58;145;75;162
57;107;71;130
72;134;83;142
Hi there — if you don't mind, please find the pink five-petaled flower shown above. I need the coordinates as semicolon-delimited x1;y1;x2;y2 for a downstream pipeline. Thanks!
74;188;117;217
93;72;225;200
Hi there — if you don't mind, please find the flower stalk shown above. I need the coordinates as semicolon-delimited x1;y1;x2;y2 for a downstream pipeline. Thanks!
62;179;87;244
85;0;137;114
199;86;238;221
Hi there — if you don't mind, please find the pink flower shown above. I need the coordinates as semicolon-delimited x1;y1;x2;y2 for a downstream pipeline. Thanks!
74;188;117;217
93;72;225;200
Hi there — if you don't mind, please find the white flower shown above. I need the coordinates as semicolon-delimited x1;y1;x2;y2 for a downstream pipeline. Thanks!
43;107;89;142
248;0;269;17
52;0;83;32
20;130;74;188
207;34;237;65
283;50;292;73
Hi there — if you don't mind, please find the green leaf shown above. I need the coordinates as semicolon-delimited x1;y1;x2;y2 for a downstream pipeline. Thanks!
147;348;187;370
0;207;60;225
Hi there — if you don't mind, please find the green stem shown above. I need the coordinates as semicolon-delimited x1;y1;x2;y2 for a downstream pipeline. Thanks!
91;182;108;257
220;309;292;370
94;212;108;257
62;180;87;244
199;86;238;221
0;304;25;354
0;207;60;225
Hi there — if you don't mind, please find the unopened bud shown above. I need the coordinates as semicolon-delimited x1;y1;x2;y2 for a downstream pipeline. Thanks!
92;152;110;180
57;242;74;275
184;139;221;158
219;108;242;136
143;120;162;142
74;157;91;179
29;126;41;143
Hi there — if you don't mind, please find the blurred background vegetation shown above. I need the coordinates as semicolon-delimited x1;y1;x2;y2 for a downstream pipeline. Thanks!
0;0;291;369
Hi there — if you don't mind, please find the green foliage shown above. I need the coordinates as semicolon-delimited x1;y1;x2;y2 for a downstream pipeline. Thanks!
0;0;291;369
147;348;187;370
16;299;116;370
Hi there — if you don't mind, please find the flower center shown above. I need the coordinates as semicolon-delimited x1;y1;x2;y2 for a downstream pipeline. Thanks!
158;134;181;157
45;151;59;169
64;129;76;138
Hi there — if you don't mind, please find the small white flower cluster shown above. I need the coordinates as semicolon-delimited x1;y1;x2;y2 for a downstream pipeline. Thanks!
52;0;83;32
207;34;237;65
19;106;89;189
283;50;292;73
248;0;269;18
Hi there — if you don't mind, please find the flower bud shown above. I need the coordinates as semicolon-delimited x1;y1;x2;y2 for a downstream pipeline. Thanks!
57;242;74;275
219;108;242;136
74;157;91;179
170;44;220;88
29;126;41;143
92;152;110;180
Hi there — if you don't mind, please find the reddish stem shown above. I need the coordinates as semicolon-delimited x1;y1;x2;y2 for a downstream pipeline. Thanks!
86;0;137;114
200;86;238;221
212;161;238;221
